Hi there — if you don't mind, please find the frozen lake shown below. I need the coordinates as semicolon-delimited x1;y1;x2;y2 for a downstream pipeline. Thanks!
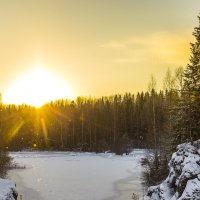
8;151;144;200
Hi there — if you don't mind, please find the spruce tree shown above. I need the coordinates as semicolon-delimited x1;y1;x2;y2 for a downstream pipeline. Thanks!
172;15;200;147
183;15;200;141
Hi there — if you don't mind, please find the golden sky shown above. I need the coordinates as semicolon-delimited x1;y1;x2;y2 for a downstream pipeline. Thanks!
0;0;200;103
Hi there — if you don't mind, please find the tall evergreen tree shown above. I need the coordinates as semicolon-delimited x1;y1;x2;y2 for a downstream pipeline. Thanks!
173;15;200;145
183;15;200;141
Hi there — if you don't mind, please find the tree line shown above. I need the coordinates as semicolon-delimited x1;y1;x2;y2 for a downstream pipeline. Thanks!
0;67;183;154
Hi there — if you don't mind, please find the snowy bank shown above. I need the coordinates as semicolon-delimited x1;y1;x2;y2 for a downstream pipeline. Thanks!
143;140;200;200
0;179;17;200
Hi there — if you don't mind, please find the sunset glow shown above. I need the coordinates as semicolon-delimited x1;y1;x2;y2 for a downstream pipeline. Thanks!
0;1;199;97
3;68;74;107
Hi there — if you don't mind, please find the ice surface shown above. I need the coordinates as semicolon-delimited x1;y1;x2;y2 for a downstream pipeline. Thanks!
9;150;144;200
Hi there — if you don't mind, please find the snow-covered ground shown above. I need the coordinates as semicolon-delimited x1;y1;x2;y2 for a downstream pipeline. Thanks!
8;150;144;200
0;178;17;200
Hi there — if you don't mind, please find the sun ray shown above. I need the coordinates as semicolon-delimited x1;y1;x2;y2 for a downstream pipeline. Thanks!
49;106;68;120
6;120;25;142
40;118;49;147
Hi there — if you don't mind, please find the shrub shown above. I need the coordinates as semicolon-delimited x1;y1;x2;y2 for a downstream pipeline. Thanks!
0;151;12;178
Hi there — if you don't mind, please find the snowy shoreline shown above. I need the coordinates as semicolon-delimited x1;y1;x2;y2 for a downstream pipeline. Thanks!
8;150;144;200
0;178;17;200
8;171;44;200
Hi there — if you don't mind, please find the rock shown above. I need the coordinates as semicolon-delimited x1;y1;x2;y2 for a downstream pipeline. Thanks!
143;140;200;200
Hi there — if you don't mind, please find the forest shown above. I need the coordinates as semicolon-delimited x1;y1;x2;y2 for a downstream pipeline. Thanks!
0;82;178;153
0;68;183;153
0;61;198;155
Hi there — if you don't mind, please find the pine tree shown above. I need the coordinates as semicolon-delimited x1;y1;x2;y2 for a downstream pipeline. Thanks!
188;16;200;66
183;15;200;141
173;15;200;145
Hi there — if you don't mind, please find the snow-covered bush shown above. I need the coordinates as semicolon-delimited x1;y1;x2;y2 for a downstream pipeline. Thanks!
141;150;169;188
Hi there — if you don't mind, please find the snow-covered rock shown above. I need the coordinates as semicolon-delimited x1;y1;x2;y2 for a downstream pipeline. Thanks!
143;140;200;200
0;179;17;200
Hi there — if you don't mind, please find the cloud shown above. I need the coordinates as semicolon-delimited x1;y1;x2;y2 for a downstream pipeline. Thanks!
101;31;193;66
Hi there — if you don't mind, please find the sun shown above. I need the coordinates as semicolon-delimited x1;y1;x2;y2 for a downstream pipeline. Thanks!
3;68;75;107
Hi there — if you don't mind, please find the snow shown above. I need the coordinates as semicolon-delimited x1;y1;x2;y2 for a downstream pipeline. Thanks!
9;150;144;200
143;140;200;200
0;179;17;200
